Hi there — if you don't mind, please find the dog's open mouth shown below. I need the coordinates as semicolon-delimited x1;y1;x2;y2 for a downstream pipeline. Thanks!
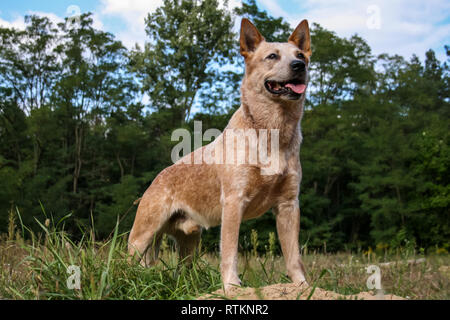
264;79;306;96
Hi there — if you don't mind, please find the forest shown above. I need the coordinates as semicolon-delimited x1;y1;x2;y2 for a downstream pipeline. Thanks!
0;0;448;253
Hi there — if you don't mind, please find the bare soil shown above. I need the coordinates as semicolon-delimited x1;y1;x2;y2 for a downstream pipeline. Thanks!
199;282;405;300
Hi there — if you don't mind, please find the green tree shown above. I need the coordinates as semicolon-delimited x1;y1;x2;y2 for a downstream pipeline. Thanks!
130;0;236;124
0;1;448;250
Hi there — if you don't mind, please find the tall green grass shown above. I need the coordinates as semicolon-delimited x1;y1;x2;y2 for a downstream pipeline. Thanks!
0;209;224;299
0;208;448;300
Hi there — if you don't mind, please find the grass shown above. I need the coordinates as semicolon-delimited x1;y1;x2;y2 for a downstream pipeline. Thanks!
0;211;448;300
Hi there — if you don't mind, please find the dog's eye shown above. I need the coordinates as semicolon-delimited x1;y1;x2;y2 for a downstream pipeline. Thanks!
297;52;305;59
266;53;278;60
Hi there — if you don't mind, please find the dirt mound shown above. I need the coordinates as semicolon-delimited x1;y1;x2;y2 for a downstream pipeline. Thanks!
199;283;405;300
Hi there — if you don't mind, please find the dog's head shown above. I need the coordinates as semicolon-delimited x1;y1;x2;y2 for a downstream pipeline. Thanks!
240;18;311;101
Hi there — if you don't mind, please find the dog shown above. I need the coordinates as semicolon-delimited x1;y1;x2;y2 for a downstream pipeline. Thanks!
128;18;311;292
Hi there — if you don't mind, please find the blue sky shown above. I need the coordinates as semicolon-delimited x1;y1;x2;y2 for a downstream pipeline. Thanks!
1;0;449;62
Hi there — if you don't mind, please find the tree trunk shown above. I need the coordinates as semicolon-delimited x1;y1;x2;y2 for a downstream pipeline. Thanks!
116;151;124;181
33;135;40;175
73;124;83;194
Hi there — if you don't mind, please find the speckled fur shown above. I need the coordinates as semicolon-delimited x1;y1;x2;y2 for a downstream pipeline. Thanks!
128;18;312;291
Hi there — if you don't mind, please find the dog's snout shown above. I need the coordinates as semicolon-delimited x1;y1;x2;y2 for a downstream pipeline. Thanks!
290;60;306;72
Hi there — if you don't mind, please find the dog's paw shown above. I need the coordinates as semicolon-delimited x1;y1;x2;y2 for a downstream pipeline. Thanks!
293;279;309;288
224;280;242;296
288;274;309;287
299;280;309;288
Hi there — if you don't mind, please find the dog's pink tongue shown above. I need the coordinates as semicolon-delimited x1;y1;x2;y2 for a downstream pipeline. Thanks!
285;83;306;94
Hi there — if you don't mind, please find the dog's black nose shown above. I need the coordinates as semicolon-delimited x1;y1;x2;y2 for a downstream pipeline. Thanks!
291;60;306;72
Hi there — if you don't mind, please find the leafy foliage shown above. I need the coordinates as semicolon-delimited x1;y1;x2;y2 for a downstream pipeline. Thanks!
0;1;448;252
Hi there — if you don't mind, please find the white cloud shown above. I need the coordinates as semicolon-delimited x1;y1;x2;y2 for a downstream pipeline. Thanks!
258;0;288;19
27;11;65;25
0;14;26;30
98;0;242;48
98;0;163;48
0;11;63;32
1;1;242;49
0;9;104;32
259;0;450;61
1;1;447;61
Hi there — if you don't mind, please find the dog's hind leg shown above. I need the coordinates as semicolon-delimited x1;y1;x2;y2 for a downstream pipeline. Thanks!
142;232;163;266
167;214;202;264
128;228;163;267
128;195;172;267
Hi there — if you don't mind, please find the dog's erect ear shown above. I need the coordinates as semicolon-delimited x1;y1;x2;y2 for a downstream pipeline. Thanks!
288;20;311;56
240;18;264;58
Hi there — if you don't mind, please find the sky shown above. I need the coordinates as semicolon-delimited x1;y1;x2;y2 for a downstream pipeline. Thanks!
0;0;449;62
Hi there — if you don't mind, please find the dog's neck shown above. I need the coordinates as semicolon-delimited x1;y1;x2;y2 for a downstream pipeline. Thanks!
228;86;304;149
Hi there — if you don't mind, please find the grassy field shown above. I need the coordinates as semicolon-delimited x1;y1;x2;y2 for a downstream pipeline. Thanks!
0;214;448;300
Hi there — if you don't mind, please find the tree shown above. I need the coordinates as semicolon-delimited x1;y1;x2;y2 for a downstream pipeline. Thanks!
130;0;236;124
0;1;448;251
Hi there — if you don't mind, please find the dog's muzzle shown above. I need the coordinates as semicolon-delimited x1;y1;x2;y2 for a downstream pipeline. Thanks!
291;60;306;73
264;79;306;98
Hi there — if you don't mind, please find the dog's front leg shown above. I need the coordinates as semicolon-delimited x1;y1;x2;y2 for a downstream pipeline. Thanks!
275;200;307;284
220;199;244;292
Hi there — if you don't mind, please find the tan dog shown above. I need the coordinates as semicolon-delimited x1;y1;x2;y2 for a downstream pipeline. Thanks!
128;18;312;291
